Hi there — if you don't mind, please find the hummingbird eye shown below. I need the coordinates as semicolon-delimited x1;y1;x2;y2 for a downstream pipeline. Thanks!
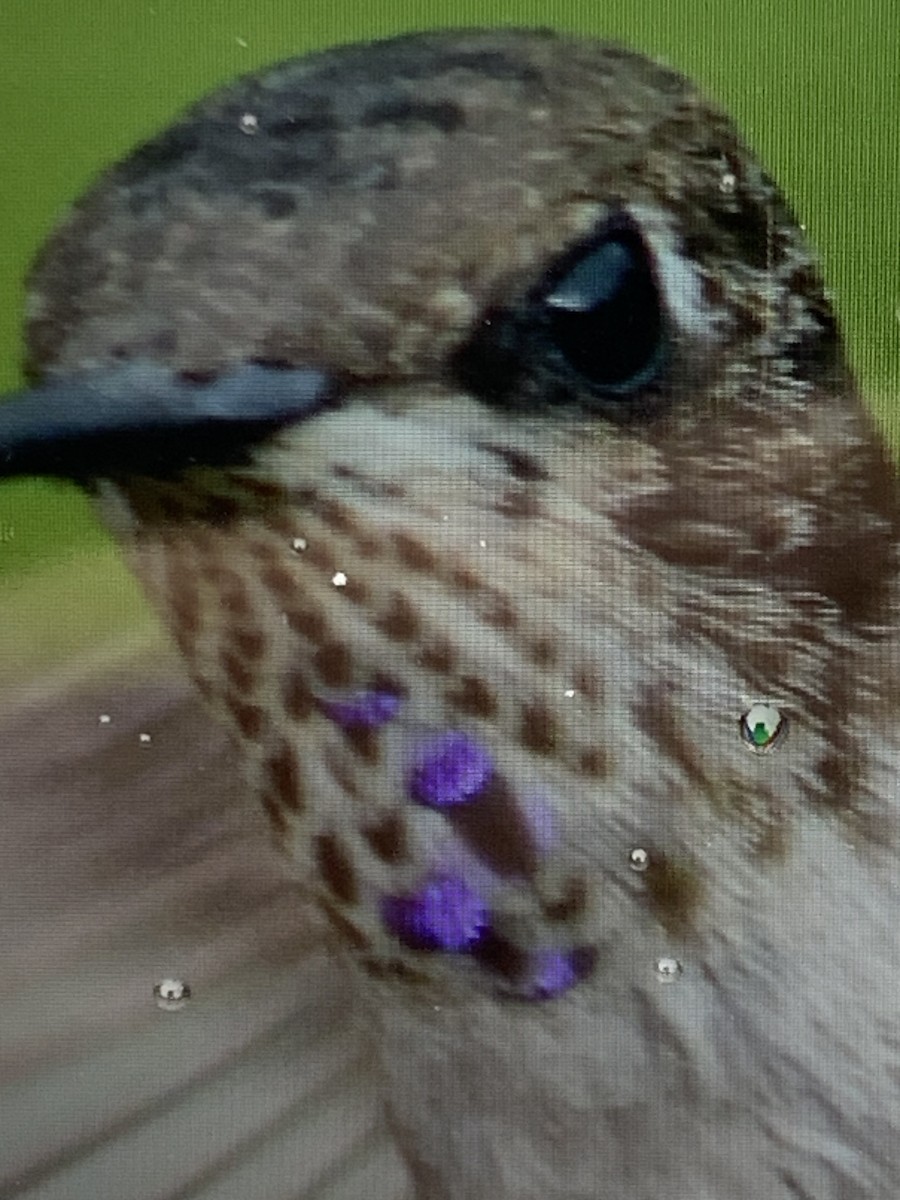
451;214;669;420
538;224;666;397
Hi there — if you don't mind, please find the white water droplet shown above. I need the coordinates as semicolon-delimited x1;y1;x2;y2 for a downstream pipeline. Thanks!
139;732;152;744
719;171;737;193
628;847;649;872
655;956;682;982
99;713;111;725
291;536;308;552
331;571;348;588
238;112;258;135
154;978;191;1011
740;702;786;751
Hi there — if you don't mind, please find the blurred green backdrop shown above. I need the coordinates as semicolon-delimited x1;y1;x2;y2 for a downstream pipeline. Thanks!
1;0;897;679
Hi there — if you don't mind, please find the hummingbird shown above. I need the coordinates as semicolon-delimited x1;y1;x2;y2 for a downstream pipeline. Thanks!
2;27;899;1200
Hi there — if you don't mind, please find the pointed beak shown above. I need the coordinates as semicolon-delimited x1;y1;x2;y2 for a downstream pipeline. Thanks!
0;361;334;482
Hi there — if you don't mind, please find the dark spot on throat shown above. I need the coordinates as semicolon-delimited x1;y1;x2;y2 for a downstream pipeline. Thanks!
480;591;518;630
643;853;704;932
321;900;371;950
392;531;438;572
446;675;498;717
260;793;288;834
542;875;588;922
222;648;254;693
313;640;353;687
260;562;297;602
363;813;409;862
284;603;329;644
578;746;611;778
376;592;422;641
633;684;706;786
229;627;265;660
418;639;458;673
315;833;359;904
495;487;541;519
479;443;552;481
527;637;558;668
342;723;381;764
281;666;314;719
471;930;528;981
264;741;305;811
446;774;539;878
226;694;266;740
520;699;559;756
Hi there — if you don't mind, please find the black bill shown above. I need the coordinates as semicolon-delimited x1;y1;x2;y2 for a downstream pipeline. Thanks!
0;362;334;481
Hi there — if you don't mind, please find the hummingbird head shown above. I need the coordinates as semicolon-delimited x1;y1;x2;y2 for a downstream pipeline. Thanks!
2;28;897;1008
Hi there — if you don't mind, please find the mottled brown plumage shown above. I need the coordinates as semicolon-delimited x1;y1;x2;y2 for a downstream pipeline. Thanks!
6;27;900;1200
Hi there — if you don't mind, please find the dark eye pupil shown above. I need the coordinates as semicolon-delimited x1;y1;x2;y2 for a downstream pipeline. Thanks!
541;229;663;394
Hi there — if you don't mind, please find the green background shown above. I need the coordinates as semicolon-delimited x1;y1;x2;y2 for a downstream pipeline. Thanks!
1;0;897;677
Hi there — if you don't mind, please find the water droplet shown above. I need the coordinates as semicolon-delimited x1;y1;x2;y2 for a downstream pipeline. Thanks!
139;732;152;744
478;539;487;548
238;112;259;135
99;713;111;725
153;978;191;1011
739;702;786;751
563;688;575;698
331;571;348;588
628;847;649;872
655;956;682;982
235;35;249;48
291;536;307;552
719;171;737;193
